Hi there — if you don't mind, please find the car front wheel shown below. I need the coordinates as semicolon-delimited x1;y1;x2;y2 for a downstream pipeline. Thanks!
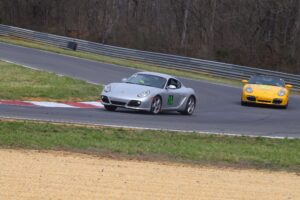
241;101;247;106
150;96;162;114
281;102;288;109
104;105;117;111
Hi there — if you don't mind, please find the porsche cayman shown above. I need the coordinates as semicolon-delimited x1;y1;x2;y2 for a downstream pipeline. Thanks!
100;72;196;115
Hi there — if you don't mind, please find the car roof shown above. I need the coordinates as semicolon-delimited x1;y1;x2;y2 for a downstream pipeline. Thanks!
136;71;176;80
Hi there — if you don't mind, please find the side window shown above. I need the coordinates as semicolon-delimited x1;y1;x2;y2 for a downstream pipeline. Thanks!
176;80;182;88
167;78;181;89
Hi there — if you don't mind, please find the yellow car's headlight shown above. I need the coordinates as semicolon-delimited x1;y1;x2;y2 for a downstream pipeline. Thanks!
278;89;286;96
245;87;253;93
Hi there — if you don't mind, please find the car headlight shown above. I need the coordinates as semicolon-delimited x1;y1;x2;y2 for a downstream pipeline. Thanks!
104;85;111;93
278;90;286;96
245;87;253;93
137;90;150;98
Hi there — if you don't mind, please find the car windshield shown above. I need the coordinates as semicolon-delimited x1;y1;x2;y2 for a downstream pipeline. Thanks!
248;76;285;87
126;74;167;89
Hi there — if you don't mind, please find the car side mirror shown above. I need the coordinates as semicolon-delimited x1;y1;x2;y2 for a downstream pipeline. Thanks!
285;84;293;89
242;80;248;84
167;85;176;89
122;78;127;83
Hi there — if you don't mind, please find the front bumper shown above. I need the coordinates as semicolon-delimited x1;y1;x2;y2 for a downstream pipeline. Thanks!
101;95;152;111
241;94;288;106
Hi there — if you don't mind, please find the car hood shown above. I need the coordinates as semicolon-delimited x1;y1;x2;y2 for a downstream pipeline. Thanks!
245;84;286;96
106;83;161;97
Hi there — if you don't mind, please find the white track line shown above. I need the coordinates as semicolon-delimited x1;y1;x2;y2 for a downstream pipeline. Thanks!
80;102;104;107
27;101;76;108
0;100;104;108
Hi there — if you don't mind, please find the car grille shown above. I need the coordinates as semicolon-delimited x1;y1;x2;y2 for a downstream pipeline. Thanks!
273;99;283;104
128;100;141;107
111;101;126;106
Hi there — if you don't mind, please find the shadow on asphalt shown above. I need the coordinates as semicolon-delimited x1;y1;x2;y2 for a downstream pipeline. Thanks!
99;108;194;116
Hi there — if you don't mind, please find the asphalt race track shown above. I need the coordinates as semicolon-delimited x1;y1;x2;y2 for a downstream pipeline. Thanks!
1;42;300;138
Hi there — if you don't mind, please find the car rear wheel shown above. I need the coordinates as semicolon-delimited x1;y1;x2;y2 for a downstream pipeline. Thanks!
150;96;162;114
181;96;196;115
104;105;117;111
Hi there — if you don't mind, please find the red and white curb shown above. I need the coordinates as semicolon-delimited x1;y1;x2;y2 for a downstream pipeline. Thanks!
0;100;104;109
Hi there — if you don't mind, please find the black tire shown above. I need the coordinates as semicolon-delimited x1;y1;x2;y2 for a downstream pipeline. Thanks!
280;102;288;109
181;96;196;115
241;101;247;106
150;96;162;114
104;105;117;111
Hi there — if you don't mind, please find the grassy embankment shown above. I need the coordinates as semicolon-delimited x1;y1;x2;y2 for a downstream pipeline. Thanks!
0;120;299;172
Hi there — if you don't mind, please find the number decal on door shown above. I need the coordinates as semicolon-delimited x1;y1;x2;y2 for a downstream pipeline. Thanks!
168;95;174;105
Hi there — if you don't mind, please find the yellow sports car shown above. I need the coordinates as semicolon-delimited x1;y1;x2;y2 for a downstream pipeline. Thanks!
241;75;292;108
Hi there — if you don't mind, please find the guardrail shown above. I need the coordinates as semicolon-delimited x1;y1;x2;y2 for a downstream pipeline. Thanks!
1;24;300;89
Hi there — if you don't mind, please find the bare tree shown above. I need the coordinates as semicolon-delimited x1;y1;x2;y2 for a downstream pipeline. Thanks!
180;0;191;48
1;0;300;74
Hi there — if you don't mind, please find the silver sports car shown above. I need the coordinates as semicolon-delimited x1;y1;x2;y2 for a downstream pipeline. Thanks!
100;72;196;115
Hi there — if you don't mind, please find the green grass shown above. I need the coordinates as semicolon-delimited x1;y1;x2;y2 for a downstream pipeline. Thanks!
1;120;299;172
0;61;102;101
0;35;242;87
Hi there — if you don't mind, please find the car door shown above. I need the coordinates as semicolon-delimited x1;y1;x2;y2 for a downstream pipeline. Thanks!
162;78;185;109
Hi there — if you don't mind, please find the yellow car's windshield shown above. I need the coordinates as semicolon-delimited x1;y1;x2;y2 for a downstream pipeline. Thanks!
248;76;285;87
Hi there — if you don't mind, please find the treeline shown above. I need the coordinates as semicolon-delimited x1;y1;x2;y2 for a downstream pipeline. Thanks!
1;0;300;74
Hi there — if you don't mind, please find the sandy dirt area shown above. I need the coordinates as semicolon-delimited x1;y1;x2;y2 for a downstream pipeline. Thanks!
0;149;299;200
